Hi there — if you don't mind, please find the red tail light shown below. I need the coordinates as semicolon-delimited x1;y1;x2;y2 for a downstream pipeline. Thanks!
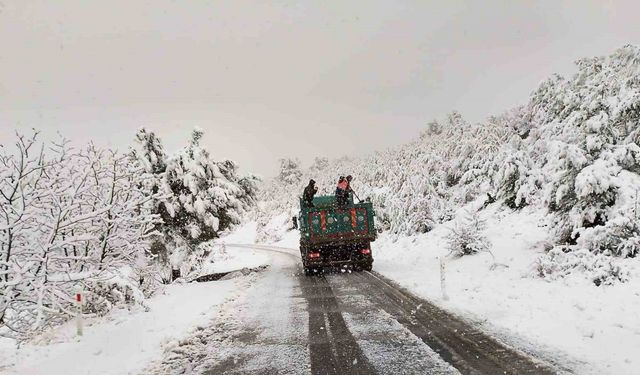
360;249;371;255
308;252;320;259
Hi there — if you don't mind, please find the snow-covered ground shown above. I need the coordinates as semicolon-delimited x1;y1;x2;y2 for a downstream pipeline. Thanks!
0;280;240;375
257;207;640;375
196;223;272;276
0;228;271;375
369;206;640;375
3;215;638;375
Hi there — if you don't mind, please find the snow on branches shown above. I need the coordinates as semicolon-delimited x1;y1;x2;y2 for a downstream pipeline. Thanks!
535;247;629;286
0;132;162;338
529;46;640;260
259;45;640;283
0;128;257;338
133;128;258;280
445;212;492;258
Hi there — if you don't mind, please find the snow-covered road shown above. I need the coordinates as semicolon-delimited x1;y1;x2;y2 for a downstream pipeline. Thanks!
144;246;559;375
143;249;309;374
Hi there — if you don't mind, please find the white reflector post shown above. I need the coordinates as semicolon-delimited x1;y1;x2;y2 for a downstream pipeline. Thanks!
440;258;449;301
74;286;84;337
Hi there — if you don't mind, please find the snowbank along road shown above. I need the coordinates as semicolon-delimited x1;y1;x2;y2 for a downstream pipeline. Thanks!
145;244;561;375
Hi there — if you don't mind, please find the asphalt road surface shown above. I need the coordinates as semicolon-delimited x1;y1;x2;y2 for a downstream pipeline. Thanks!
145;247;561;375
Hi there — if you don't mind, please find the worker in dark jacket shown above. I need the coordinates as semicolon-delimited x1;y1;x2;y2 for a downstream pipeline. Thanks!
335;176;350;206
345;175;353;194
303;179;318;207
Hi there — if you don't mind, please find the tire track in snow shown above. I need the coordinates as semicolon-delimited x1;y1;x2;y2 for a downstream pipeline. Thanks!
358;270;559;375
151;243;561;375
299;274;377;375
325;272;461;375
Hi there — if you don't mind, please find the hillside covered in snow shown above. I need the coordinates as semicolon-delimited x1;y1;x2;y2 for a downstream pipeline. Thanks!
254;45;640;374
260;45;640;285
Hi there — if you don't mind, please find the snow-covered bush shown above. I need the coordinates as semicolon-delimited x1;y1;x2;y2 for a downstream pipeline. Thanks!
445;212;492;257
82;267;149;315
535;247;629;286
493;148;540;209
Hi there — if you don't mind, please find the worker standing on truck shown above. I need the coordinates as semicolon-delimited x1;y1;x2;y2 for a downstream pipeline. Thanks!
303;179;318;207
344;175;355;203
345;175;353;193
336;176;349;205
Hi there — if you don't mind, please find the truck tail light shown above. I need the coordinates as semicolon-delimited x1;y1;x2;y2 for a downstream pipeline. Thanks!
308;252;320;259
360;249;371;255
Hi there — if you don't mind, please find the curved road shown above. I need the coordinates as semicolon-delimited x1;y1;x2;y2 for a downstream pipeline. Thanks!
146;245;561;375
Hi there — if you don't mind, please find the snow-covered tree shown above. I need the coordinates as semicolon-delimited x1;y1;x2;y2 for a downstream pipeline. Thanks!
420;120;442;137
0;132;48;330
1;126;258;338
134;127;167;174
1;132;163;338
310;157;329;173
132;128;257;279
238;173;261;207
278;158;303;185
524;46;640;256
163;128;244;242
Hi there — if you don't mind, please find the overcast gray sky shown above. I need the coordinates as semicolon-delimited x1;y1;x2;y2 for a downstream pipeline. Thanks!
1;1;639;176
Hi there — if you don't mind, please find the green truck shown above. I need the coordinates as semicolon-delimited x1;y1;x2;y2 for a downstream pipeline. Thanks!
296;194;376;275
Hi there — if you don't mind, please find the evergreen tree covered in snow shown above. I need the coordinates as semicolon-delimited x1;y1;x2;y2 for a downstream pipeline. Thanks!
278;158;303;185
133;128;257;278
163;128;240;242
134;128;167;174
